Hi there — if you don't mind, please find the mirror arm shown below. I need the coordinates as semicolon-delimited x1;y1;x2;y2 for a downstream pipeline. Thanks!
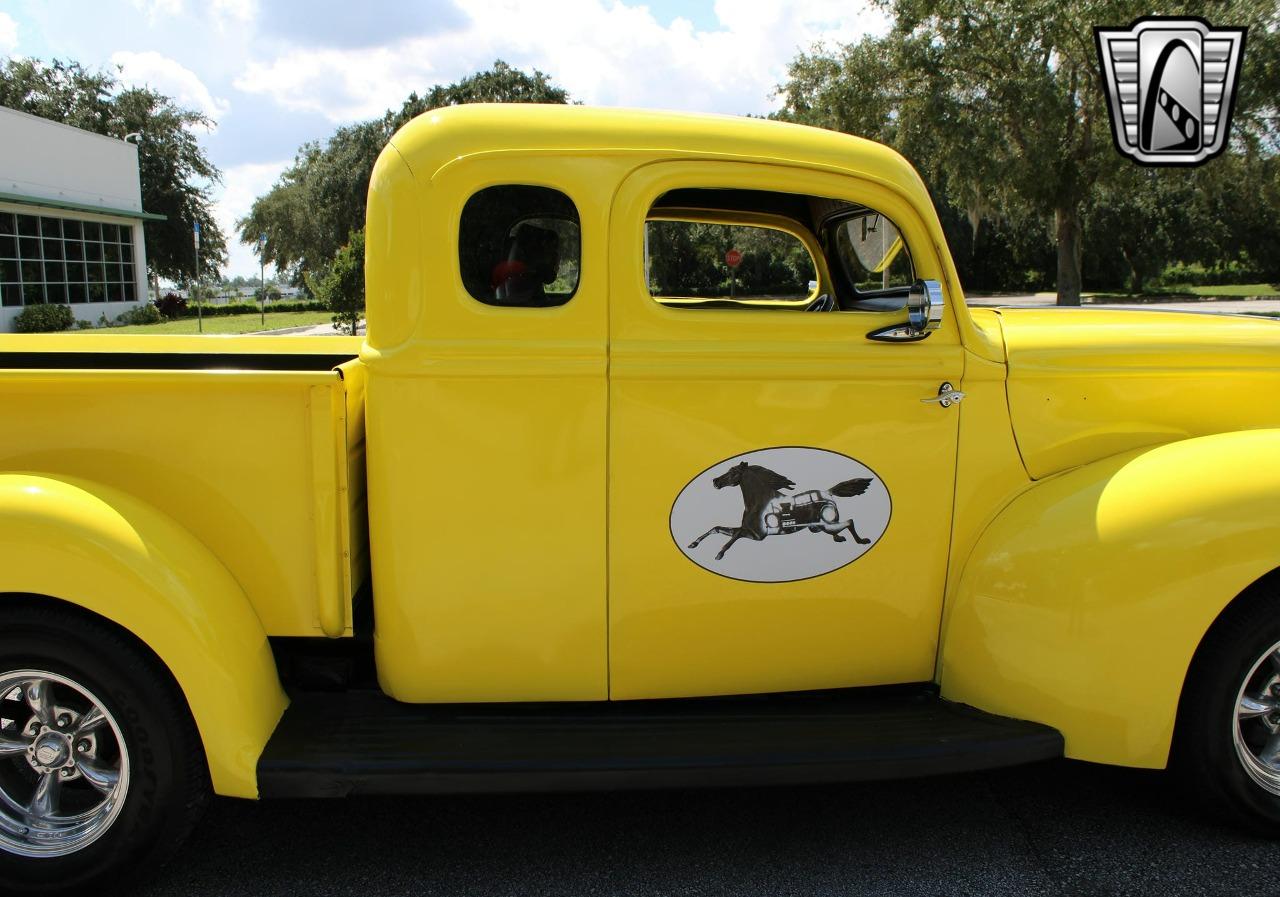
866;322;932;343
864;279;945;343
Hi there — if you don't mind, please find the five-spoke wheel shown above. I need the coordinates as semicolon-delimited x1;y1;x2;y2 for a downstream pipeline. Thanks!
1175;585;1280;832
0;600;208;896
0;671;130;858
1233;642;1280;797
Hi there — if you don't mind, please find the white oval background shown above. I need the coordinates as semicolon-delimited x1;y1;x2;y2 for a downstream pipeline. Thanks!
670;446;892;583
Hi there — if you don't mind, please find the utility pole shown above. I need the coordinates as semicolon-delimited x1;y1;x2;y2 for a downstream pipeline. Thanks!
193;219;203;333
259;233;267;328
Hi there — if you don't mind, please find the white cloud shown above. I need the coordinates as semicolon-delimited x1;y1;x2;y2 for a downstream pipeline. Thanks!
110;0;891;274
214;159;291;277
129;0;185;24
211;0;256;28
0;12;18;54
234;0;891;122
111;50;232;125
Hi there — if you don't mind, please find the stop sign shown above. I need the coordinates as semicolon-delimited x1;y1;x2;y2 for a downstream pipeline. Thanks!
725;248;743;268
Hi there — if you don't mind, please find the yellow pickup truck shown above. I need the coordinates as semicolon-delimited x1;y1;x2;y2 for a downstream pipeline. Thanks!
2;105;1279;894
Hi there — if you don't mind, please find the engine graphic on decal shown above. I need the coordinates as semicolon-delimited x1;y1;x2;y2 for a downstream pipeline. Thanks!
670;446;892;583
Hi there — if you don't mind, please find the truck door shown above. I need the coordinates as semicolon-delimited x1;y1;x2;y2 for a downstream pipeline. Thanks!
367;154;618;702
606;161;964;700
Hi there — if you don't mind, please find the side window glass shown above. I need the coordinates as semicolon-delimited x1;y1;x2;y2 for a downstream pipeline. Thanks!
646;220;817;309
459;185;581;307
833;212;914;293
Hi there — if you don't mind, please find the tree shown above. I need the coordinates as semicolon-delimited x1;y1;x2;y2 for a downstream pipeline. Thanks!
1085;164;1195;292
237;120;384;280
0;58;227;284
309;229;364;335
254;283;282;303
777;0;1280;304
388;59;570;130
1182;151;1280;281
239;60;570;284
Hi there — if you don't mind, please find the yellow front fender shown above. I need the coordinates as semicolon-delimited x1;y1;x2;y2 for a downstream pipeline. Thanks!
941;429;1280;769
0;474;286;798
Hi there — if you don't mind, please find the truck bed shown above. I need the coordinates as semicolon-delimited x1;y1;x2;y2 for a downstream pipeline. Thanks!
0;333;368;637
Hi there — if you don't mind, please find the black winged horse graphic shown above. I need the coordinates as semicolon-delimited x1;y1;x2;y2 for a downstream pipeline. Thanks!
687;461;875;561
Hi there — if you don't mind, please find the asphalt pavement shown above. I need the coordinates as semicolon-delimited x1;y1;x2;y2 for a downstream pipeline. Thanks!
138;759;1277;897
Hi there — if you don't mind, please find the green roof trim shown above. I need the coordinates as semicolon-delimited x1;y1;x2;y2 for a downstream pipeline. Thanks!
0;190;167;222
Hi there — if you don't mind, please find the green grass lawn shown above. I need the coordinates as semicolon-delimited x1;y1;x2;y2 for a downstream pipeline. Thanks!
72;310;335;335
1079;283;1280;302
1186;283;1280;298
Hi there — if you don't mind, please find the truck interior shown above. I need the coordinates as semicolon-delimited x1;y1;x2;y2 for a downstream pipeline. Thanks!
647;187;915;312
458;184;581;308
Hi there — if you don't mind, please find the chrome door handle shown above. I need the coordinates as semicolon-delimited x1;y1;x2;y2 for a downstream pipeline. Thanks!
921;382;965;408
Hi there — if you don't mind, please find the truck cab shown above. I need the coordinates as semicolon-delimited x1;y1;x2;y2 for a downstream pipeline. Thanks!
363;105;970;703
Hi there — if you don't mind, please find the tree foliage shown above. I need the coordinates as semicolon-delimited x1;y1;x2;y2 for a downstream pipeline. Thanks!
776;0;1280;301
0;58;227;282
647;222;815;298
309;229;365;335
239;60;570;284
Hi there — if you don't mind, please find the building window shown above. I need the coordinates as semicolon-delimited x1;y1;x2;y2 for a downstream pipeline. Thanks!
0;211;137;308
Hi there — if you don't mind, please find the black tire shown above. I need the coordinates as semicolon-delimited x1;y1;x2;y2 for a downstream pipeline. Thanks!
1173;582;1280;833
0;600;210;895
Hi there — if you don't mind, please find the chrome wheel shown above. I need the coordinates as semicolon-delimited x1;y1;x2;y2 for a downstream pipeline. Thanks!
1233;641;1280;796
0;670;130;858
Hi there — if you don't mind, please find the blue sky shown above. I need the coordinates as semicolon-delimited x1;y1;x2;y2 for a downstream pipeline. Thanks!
0;0;888;276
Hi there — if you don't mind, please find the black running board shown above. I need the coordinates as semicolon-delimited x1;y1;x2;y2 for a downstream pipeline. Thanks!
257;686;1063;798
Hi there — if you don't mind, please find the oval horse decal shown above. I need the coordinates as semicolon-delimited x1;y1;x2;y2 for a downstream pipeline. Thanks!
670;447;892;583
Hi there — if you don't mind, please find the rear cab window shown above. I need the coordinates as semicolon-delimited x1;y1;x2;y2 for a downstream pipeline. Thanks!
459;185;581;308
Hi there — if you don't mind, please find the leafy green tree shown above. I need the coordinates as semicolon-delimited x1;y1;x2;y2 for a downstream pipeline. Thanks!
0;58;227;284
1085;164;1195;292
777;0;1280;303
647;222;815;298
0;57;113;129
388;59;570;129
309;229;365;335
254;283;282;303
239;60;569;285
1182;151;1280;281
113;87;226;284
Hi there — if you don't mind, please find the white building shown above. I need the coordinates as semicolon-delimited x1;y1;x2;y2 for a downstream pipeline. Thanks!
0;106;160;331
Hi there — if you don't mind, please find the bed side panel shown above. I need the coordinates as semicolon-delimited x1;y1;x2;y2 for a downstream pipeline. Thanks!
0;367;348;636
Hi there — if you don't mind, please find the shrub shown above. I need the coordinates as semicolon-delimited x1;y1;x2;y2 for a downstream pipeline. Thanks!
179;299;327;318
310;229;365;335
116;303;164;326
269;299;328;314
1153;260;1267;289
13;303;75;333
156;292;187;319
75;319;95;330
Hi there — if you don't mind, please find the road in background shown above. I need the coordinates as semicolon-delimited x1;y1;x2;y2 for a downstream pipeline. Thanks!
140;759;1276;897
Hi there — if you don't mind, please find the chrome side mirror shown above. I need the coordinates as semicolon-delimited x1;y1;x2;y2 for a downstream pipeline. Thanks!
867;279;945;342
908;280;944;334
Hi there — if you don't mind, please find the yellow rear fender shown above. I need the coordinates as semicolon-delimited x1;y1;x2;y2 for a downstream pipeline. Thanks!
0;474;286;798
941;429;1280;769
